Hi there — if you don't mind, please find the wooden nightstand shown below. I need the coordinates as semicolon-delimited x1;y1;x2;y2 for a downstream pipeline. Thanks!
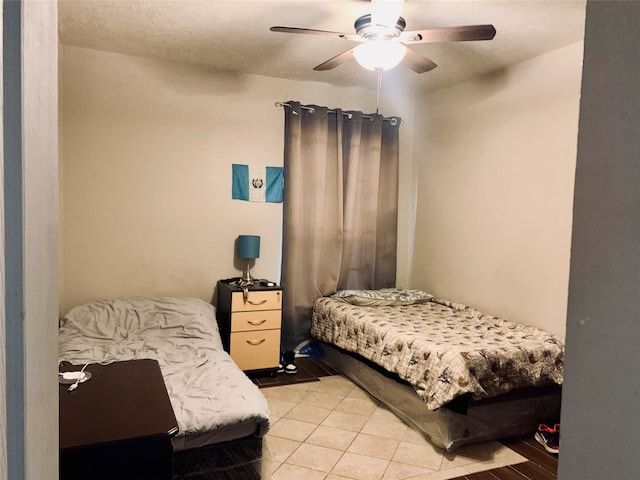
216;279;282;372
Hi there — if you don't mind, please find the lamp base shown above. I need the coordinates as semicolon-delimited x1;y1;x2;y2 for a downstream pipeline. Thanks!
240;263;255;286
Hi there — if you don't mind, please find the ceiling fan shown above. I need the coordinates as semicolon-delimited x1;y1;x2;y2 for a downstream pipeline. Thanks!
270;0;496;74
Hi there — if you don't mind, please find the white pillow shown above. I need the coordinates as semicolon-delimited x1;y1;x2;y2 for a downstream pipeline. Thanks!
331;288;433;306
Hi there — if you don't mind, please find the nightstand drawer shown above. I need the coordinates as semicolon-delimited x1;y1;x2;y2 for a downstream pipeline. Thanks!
230;329;281;370
231;290;282;312
231;310;281;332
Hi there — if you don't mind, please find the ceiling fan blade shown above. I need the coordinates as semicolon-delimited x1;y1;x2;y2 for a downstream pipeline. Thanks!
371;0;404;28
400;24;497;44
402;47;437;74
313;48;355;71
270;26;362;42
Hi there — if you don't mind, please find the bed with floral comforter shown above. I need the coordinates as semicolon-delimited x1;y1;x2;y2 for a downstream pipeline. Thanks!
311;289;564;411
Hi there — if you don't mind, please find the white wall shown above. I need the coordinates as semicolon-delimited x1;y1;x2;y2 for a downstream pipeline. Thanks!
2;1;59;478
559;2;640;478
60;46;416;315
23;1;60;477
411;42;584;338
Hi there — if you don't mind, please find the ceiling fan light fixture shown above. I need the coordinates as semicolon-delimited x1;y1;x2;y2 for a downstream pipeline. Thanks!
353;41;406;71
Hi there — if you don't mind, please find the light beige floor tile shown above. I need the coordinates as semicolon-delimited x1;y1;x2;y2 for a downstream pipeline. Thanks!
361;416;408;440
420;466;470;479
331;452;389;480
284;403;332;425
347;432;399;460
268;418;318;442
370;405;405;423
321;409;370;432
400;426;431;445
267;398;297;418
270;415;281;426
442;441;527;471
392;441;445;470
316;375;357;389
444;440;500;463
486;442;527;463
262;383;314;403
278;382;317;394
346;386;377;401
460;451;527;474
262;376;526;480
259;458;281;478
312;376;357;397
271;463;328;480
335;395;379;416
300;390;344;409
306;425;358;451
264;435;301;463
382;461;436;480
286;443;344;472
495;447;527;465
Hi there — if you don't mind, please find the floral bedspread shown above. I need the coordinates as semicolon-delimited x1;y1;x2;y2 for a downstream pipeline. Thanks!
311;295;564;410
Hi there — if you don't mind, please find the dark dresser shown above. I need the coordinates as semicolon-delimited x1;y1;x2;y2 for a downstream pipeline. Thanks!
59;359;178;480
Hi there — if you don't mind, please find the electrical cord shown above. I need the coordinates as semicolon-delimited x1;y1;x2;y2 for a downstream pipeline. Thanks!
67;362;90;392
60;359;115;392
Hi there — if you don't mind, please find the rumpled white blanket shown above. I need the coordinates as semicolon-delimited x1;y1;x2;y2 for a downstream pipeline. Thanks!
58;297;270;450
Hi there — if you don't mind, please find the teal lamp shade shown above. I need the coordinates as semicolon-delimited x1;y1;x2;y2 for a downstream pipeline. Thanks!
237;235;260;283
237;235;260;259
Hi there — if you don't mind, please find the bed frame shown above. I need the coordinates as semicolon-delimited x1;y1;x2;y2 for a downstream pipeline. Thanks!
315;340;561;452
173;436;263;480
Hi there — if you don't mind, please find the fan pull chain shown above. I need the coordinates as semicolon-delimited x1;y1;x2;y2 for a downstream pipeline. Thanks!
376;70;382;115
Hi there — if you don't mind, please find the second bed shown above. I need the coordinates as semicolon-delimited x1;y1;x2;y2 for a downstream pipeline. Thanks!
58;296;270;478
311;288;564;451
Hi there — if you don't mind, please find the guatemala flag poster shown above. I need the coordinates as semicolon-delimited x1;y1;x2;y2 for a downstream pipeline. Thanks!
232;164;284;203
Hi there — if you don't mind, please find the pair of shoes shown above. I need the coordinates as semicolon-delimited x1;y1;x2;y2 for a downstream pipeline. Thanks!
535;423;560;454
282;350;297;375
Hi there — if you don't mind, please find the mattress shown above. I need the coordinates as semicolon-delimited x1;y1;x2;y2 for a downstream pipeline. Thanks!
58;297;270;451
317;340;561;452
311;293;564;410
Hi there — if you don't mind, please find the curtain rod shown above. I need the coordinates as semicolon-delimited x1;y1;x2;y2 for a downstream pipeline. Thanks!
275;102;402;126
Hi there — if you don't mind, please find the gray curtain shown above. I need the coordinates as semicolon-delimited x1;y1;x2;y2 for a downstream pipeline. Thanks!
280;101;400;350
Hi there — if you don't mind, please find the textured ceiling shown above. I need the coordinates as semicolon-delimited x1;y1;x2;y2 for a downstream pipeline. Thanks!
58;0;586;93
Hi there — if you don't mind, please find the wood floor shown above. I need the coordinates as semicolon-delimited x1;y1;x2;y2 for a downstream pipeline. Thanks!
452;435;558;480
250;357;559;480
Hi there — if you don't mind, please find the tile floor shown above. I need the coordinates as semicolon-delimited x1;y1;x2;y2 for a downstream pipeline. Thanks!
259;375;527;480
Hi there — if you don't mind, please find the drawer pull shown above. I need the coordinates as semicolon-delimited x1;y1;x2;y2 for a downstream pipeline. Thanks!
247;299;268;306
247;319;267;326
246;338;266;346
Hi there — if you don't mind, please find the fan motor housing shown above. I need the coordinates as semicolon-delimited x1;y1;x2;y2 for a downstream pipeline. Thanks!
354;14;406;40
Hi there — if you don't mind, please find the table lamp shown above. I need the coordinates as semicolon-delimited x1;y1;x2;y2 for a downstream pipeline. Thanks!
237;235;260;284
